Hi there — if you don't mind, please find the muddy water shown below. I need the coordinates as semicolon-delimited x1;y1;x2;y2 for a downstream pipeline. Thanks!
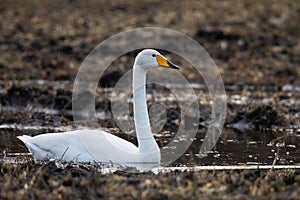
1;127;300;167
0;81;300;167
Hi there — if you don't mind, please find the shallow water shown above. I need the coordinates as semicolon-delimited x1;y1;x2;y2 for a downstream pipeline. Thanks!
1;80;300;168
1;125;300;167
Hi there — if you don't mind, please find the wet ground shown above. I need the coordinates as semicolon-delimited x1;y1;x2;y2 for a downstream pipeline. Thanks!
1;79;299;167
1;0;300;199
2;160;300;199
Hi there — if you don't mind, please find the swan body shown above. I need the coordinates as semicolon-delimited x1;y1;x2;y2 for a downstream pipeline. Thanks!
18;49;180;170
18;130;139;163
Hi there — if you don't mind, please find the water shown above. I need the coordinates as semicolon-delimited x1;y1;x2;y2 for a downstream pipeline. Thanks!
1;125;300;167
1;80;300;168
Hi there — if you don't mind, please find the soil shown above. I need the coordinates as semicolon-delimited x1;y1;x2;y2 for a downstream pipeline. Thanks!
1;160;300;200
0;0;300;199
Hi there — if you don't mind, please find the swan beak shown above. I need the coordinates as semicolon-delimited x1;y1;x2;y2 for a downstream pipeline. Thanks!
156;54;180;70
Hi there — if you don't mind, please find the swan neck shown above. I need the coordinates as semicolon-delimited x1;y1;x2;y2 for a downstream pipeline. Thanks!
133;67;150;130
133;66;158;153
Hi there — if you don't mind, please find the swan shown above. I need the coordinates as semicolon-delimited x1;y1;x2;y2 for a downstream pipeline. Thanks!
18;49;180;170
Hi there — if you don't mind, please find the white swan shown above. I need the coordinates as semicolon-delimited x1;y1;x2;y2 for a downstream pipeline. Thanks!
18;49;180;170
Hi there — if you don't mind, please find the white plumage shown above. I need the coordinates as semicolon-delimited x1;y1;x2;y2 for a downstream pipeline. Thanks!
18;49;180;170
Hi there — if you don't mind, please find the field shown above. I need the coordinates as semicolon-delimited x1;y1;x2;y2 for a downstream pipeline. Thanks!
0;0;300;199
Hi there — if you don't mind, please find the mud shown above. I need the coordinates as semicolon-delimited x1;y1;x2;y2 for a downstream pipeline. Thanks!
0;0;300;199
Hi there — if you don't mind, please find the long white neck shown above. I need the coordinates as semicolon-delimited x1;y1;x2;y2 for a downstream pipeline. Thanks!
133;66;159;153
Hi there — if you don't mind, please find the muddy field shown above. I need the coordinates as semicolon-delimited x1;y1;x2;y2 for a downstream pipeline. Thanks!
1;160;300;199
0;0;300;199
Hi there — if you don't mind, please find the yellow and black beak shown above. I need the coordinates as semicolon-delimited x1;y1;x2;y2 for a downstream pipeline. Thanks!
156;54;180;70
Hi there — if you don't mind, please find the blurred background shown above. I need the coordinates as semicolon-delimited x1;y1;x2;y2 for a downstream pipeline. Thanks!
0;0;299;166
1;0;299;83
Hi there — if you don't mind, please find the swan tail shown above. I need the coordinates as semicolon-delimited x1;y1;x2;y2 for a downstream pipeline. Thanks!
17;135;53;160
17;135;31;144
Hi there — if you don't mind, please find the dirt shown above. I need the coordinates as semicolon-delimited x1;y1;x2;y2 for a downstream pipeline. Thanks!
0;0;300;199
1;160;300;200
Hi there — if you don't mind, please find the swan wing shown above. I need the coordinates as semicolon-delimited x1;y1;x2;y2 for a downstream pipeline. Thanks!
18;130;139;163
77;130;139;163
77;130;160;169
18;129;159;170
17;131;93;161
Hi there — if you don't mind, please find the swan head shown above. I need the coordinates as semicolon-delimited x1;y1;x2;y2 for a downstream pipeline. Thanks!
134;49;180;70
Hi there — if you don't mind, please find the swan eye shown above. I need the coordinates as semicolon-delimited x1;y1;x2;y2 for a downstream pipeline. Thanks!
152;54;156;57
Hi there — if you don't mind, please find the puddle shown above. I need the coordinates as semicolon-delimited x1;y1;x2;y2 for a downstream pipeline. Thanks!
1;125;300;167
0;80;300;168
